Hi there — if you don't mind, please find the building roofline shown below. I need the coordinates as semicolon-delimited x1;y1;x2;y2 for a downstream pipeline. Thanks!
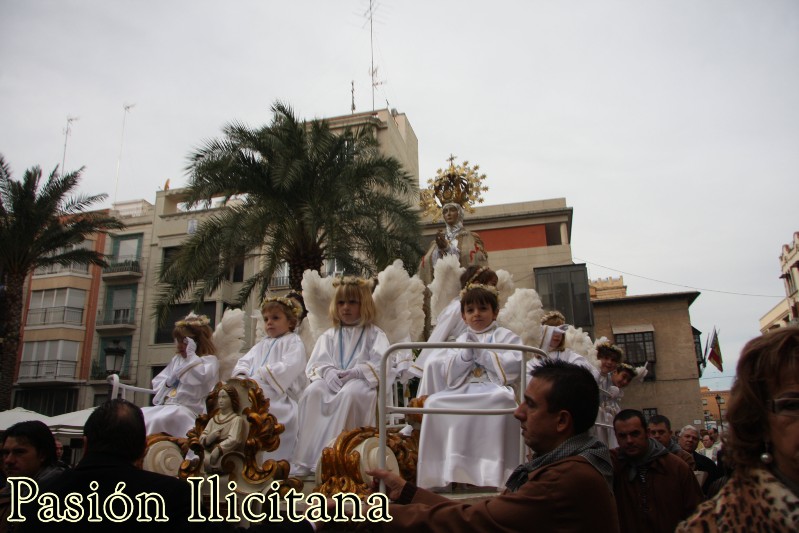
592;291;700;306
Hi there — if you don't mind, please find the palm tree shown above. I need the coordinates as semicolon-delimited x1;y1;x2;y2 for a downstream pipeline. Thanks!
0;155;124;409
155;101;423;324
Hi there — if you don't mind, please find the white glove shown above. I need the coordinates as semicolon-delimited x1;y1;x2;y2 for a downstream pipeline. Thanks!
459;347;476;363
323;369;343;393
338;367;363;384
608;386;621;400
465;331;479;344
165;374;179;388
184;337;198;358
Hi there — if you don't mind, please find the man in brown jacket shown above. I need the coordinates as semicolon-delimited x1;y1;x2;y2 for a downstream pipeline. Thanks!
612;409;703;533
367;359;620;533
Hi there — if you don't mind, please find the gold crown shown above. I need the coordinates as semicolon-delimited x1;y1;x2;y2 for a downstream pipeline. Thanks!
419;155;489;221
262;296;303;319
175;313;210;328
332;276;373;289
460;283;499;299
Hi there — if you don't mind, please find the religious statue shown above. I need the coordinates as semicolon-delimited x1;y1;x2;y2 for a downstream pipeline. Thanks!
418;156;489;285
199;384;247;472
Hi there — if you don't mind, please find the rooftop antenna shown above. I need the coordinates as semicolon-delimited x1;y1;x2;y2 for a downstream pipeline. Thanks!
61;116;79;173
113;103;135;204
351;80;356;113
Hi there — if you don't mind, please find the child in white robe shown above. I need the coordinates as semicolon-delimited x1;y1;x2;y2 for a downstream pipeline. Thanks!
594;341;624;447
291;276;390;476
414;266;499;397
528;324;600;379
142;314;220;437
417;284;523;489
232;296;306;461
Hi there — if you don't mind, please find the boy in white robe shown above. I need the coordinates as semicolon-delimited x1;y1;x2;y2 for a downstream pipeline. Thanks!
417;284;523;489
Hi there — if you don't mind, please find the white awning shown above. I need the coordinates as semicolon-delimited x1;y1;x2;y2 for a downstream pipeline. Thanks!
611;324;654;334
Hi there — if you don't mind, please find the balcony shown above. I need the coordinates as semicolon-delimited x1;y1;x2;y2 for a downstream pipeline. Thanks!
269;274;290;289
102;255;143;281
26;306;84;327
33;263;90;277
95;308;137;333
17;360;77;382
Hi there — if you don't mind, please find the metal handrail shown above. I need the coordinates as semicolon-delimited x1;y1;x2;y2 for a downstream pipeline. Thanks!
107;373;156;400
377;341;548;493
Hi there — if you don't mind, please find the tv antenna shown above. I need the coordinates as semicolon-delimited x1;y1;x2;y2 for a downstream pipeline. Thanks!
113;103;135;204
61;116;79;173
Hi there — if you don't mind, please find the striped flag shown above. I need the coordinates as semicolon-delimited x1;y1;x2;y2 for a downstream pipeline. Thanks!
705;327;724;372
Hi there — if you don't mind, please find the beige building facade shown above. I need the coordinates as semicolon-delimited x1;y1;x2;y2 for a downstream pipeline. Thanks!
591;291;706;431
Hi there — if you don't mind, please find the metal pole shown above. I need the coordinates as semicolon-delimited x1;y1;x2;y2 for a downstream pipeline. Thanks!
61;116;78;172
113;103;135;204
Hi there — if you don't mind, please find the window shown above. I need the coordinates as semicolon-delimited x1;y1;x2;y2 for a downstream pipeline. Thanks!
112;234;142;262
269;262;289;288
161;246;181;271
702;398;708;406
102;285;137;325
18;340;80;379
27;288;86;326
14;388;78;416
154;302;216;344
229;260;245;283
534;264;593;331
642;408;658;423
33;242;91;276
614;331;656;380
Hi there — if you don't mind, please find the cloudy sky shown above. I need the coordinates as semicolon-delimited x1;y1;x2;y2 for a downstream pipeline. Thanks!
2;0;797;390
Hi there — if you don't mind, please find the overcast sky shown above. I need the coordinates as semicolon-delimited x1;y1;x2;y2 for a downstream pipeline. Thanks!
2;0;797;390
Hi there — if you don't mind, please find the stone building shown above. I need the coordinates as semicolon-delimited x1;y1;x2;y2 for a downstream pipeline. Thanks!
591;290;706;431
760;231;799;332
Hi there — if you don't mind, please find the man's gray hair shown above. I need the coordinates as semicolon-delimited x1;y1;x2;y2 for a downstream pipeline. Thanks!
679;424;699;436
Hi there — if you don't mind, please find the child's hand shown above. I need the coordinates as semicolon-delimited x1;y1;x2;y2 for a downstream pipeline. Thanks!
323;370;343;392
338;368;363;384
184;337;198;358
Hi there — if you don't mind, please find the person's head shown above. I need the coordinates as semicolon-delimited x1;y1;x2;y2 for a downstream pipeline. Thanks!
678;425;700;453
514;360;599;454
707;427;718;442
612;363;637;388
84;399;146;463
614;409;650;459
1;420;57;477
214;384;241;415
173;313;216;356
725;327;799;482
540;310;566;327
260;297;300;336
702;434;713;449
285;290;307;321
596;342;624;375
330;276;376;327
540;324;567;351
54;440;64;460
459;266;498;289
441;202;463;226
647;415;673;448
460;285;499;331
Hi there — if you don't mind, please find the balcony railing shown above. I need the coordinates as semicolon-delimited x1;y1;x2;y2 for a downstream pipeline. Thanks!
18;360;77;380
269;274;290;288
26;306;84;327
33;263;90;276
97;308;135;326
102;255;142;274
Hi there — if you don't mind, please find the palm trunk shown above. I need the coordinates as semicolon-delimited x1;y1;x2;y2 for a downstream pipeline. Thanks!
0;272;26;411
288;254;324;291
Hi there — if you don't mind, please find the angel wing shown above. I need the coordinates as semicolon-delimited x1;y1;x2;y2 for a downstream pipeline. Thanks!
212;308;246;381
428;254;464;320
301;269;335;348
373;259;412;344
495;269;514;311
407;275;426;342
564;326;599;368
497;288;545;348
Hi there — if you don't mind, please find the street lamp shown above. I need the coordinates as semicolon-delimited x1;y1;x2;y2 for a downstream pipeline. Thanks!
715;394;725;434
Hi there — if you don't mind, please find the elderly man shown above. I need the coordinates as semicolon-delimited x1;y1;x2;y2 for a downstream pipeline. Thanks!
647;414;696;470
612;409;703;533
1;421;65;526
678;424;721;496
368;359;620;532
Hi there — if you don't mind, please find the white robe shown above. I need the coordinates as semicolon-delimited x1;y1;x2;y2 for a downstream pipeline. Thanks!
412;298;468;396
232;332;306;461
292;324;390;471
417;323;523;489
142;353;219;437
594;372;619;448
